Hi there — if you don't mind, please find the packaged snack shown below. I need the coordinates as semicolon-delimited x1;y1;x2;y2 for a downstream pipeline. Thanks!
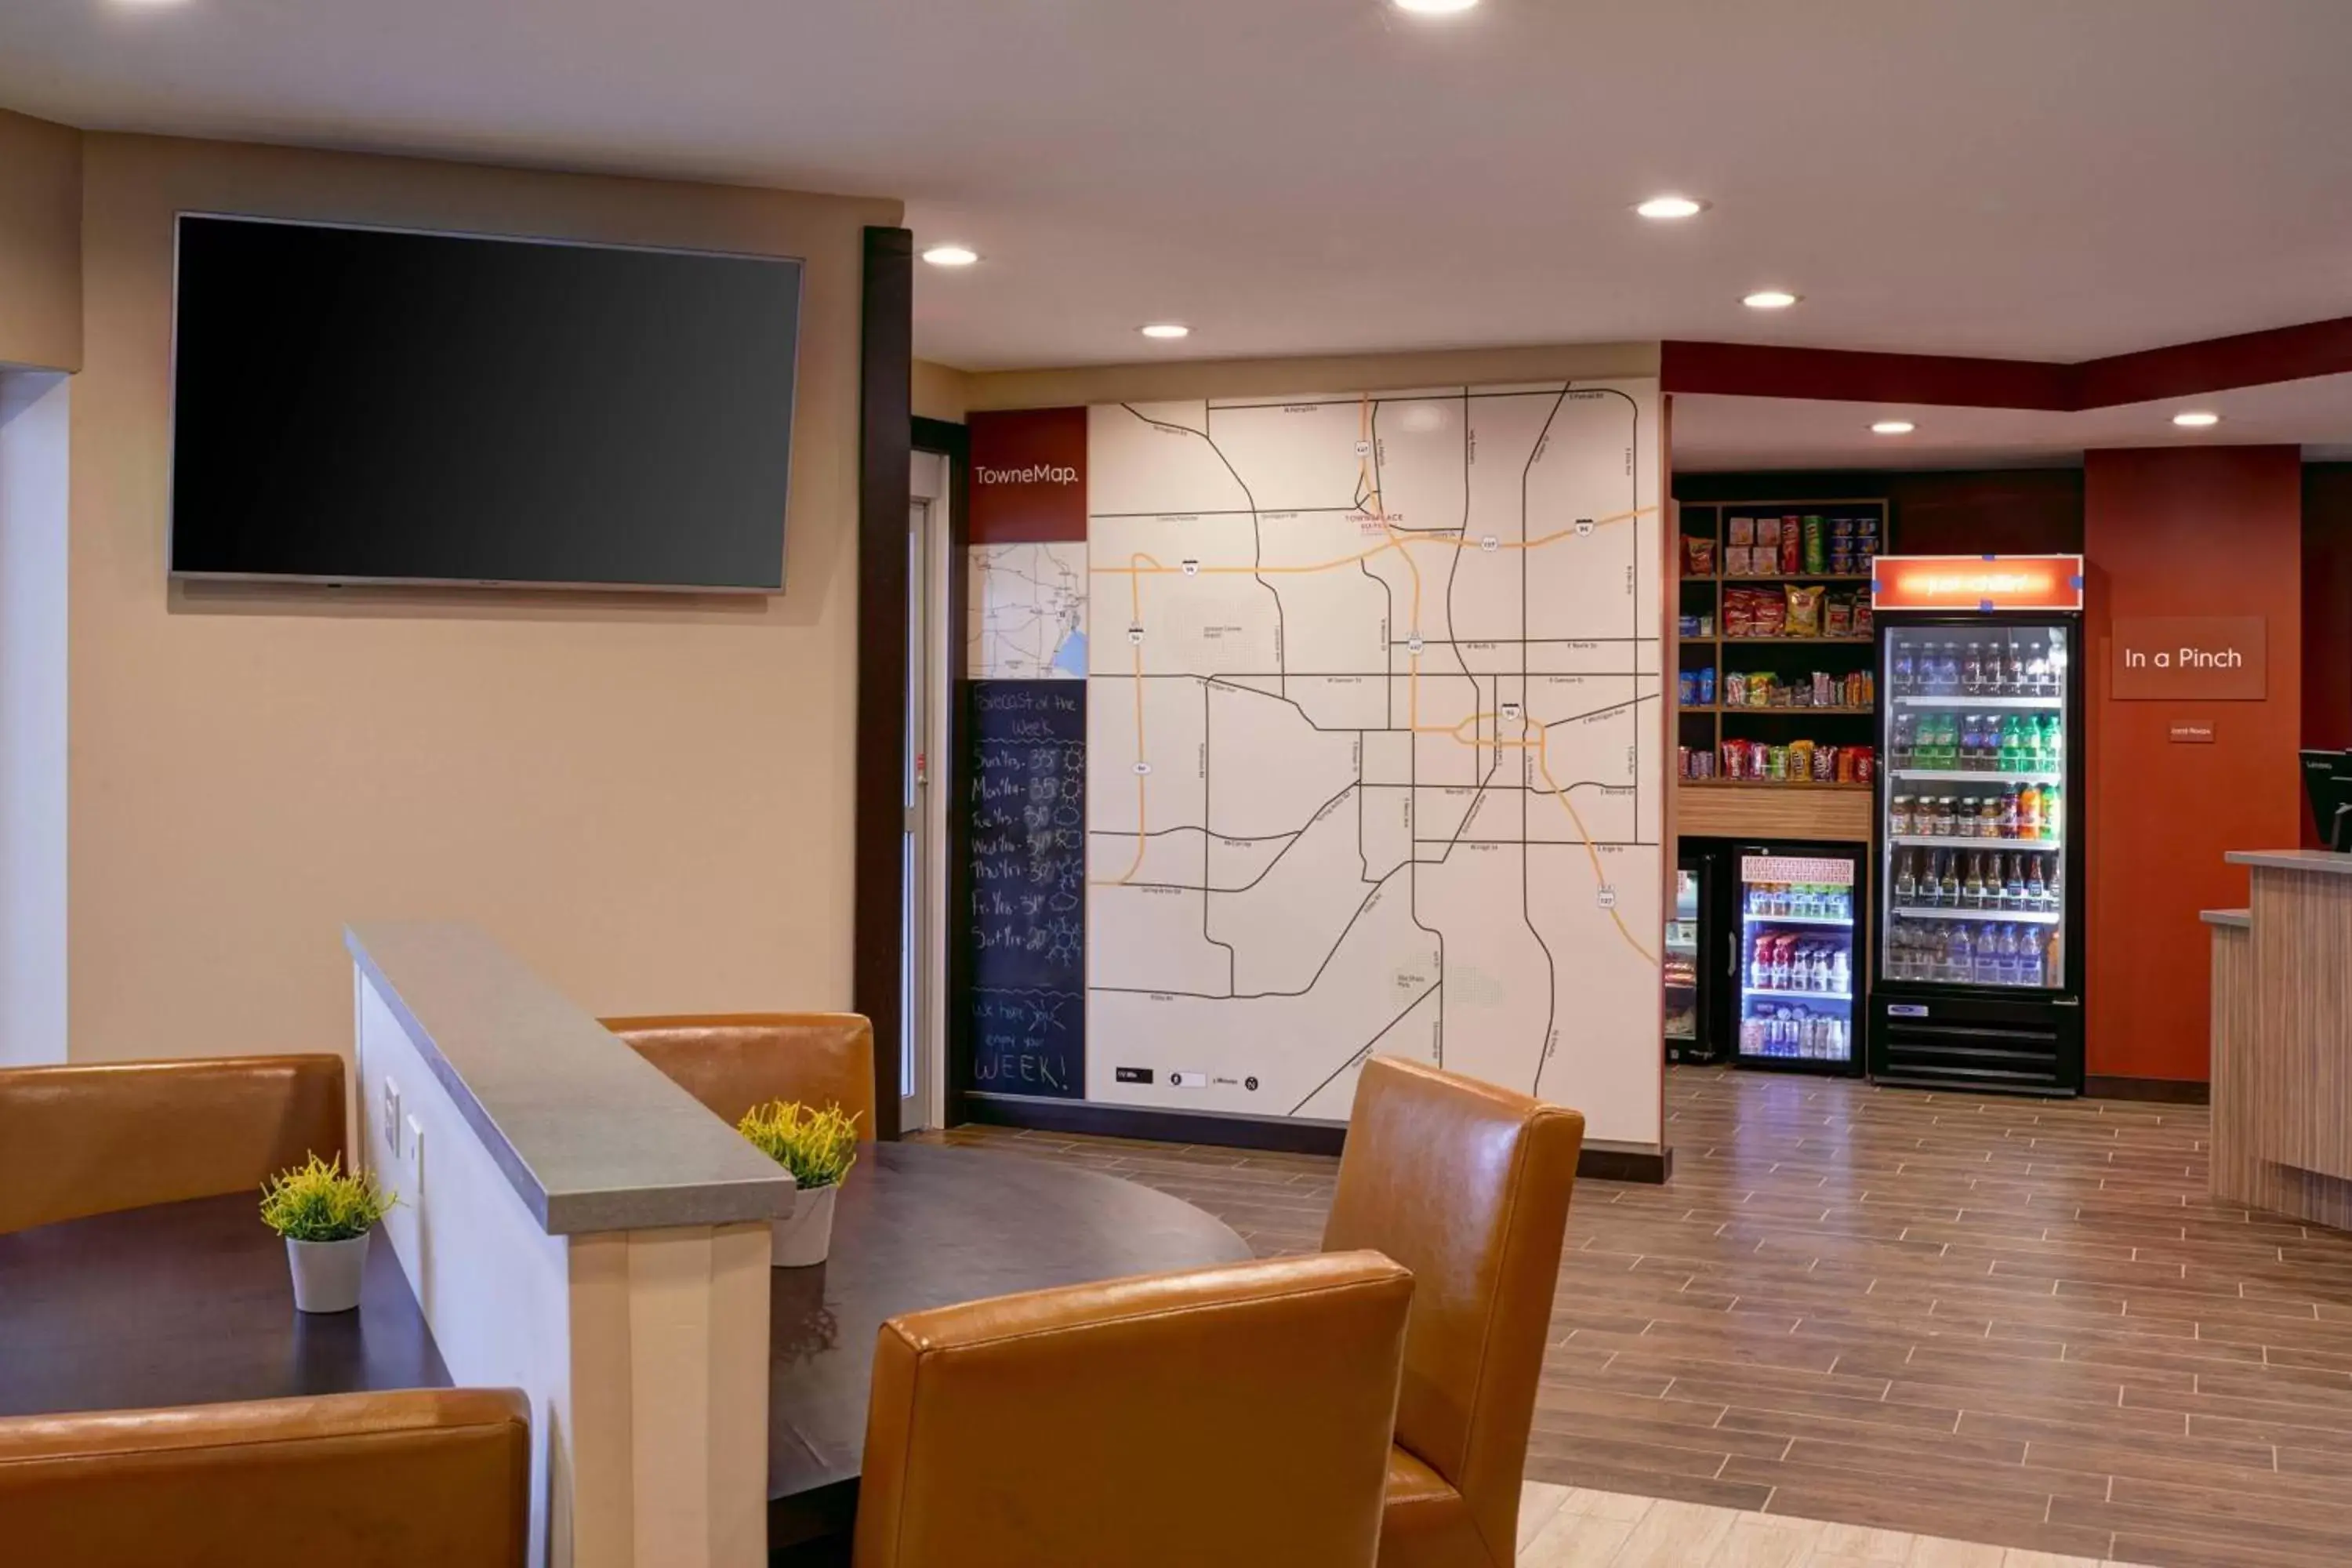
1677;745;1690;779
1698;614;1715;637
1683;535;1717;575
1784;584;1824;638
1830;546;1853;575
1719;741;1745;779
1780;516;1802;573
1813;744;1838;782
1835;746;1856;783
1728;515;1755;546
1726;545;1751;576
1722;588;1753;637
1802;515;1828;574
1722;671;1748;706
1699;666;1717;704
1812;670;1835;707
1831;516;1855;540
1853;597;1874;636
1747;672;1775;706
1755;516;1781;550
1678;615;1700;637
1751;590;1786;638
1853;747;1876;784
1824;594;1853;637
1678;670;1697;706
1766;745;1787;781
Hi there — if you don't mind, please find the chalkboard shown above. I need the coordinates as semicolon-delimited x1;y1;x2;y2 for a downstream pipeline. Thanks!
961;681;1085;1098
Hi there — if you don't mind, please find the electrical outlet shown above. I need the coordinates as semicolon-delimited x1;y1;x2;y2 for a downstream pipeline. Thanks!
381;1077;402;1159
405;1115;425;1197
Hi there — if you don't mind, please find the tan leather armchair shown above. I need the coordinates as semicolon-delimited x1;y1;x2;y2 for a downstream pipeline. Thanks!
853;1251;1414;1568
1323;1058;1587;1568
0;1388;530;1566
0;1055;347;1235
602;1011;877;1136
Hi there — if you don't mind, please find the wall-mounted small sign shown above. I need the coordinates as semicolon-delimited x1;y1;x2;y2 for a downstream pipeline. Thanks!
1871;554;2085;612
2112;616;2266;701
2168;720;2217;744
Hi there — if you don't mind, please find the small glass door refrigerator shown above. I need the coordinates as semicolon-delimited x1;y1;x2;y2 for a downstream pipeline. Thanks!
1729;844;1864;1074
1665;851;1721;1064
1867;556;2085;1094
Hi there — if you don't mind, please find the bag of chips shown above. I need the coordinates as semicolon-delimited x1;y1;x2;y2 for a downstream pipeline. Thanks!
1683;535;1716;576
1823;593;1853;637
1784;584;1824;638
1751;589;1786;638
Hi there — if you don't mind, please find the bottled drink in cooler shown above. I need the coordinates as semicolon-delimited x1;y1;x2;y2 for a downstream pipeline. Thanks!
1963;642;1985;694
1948;924;1973;982
1894;848;1916;902
2041;783;2061;839
2026;853;2046;908
2026;647;2051;694
1975;925;2001;985
2042;714;2063;768
2005;853;2026;909
1998;924;2022;985
1891;713;1915;768
1962;851;1984;908
1893;642;1916;695
2003;642;2026;693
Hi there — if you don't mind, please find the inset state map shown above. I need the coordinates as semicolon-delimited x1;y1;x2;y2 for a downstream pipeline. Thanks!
968;543;1088;680
1078;383;1664;1140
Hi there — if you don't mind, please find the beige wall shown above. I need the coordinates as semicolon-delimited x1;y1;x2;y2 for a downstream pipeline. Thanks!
911;358;970;423
71;133;898;1064
955;340;1659;411
0;108;83;373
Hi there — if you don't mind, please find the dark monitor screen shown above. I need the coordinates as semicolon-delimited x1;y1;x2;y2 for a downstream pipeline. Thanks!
2302;749;2352;852
169;215;801;591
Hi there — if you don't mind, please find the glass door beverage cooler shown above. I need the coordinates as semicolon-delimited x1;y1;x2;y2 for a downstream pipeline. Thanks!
1730;845;1864;1075
1665;853;1722;1064
1868;567;2085;1093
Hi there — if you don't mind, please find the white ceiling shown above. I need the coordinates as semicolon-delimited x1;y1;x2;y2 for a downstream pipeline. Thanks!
1674;375;2352;472
4;0;2351;373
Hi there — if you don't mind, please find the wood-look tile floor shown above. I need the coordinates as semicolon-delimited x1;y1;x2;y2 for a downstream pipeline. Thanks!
921;1067;2352;1568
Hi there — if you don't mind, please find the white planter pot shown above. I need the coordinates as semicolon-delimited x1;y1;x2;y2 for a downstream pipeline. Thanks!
286;1232;370;1313
771;1182;838;1268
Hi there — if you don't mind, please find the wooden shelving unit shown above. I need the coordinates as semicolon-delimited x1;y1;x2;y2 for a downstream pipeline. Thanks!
1674;498;1888;845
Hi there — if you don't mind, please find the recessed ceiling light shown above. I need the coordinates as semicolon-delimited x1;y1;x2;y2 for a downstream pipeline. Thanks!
1635;195;1706;220
1871;420;1916;436
1139;323;1191;339
920;245;979;267
1742;290;1801;310
1393;0;1479;13
2172;411;2221;428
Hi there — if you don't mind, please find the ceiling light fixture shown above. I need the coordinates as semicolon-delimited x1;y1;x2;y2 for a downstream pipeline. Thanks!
1139;323;1191;340
1393;0;1480;13
1871;420;1916;436
920;245;980;267
1742;290;1801;310
2172;411;2221;428
1635;195;1706;220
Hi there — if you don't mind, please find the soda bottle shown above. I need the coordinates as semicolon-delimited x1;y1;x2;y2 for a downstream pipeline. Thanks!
1999;714;2023;769
1891;713;1915;769
1948;924;1973;983
2040;783;2061;840
1963;642;1985;695
2018;783;2042;838
1938;713;1960;768
1998;786;2019;837
1940;644;1963;696
1893;641;1917;695
1997;924;2022;985
2040;714;2063;768
2003;642;2026;693
2025;646;2051;695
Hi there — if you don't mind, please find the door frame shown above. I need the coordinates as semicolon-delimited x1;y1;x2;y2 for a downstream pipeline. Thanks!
910;416;971;1127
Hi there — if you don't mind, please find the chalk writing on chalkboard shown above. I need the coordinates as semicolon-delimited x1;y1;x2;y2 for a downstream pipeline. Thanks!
964;680;1085;1098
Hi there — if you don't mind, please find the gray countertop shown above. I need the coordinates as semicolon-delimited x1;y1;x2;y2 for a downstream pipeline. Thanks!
347;922;795;1236
2201;908;2251;930
2225;849;2352;876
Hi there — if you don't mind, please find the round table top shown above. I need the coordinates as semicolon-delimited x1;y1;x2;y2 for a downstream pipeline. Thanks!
767;1140;1253;1515
0;1192;448;1417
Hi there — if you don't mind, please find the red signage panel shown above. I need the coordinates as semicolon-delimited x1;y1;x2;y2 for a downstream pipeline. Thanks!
969;408;1087;543
1871;554;2085;613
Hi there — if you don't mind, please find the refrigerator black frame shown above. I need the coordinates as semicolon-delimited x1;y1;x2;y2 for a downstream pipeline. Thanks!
1867;609;2087;1094
1726;838;1868;1078
1666;849;1724;1065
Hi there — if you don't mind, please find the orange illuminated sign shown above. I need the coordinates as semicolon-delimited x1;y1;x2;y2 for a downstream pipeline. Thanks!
1871;554;2084;613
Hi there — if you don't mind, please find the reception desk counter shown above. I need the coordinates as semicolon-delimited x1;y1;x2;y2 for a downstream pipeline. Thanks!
2208;851;2352;1228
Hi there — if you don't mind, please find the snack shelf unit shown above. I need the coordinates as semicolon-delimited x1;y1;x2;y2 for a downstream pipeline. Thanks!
1673;498;1888;847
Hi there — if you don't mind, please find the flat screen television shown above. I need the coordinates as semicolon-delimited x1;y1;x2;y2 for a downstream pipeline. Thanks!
169;214;802;591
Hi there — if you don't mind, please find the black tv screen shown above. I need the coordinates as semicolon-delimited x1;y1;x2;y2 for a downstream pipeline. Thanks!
169;215;801;591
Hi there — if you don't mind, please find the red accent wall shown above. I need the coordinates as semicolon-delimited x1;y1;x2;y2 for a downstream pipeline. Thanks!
2084;448;2303;1083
